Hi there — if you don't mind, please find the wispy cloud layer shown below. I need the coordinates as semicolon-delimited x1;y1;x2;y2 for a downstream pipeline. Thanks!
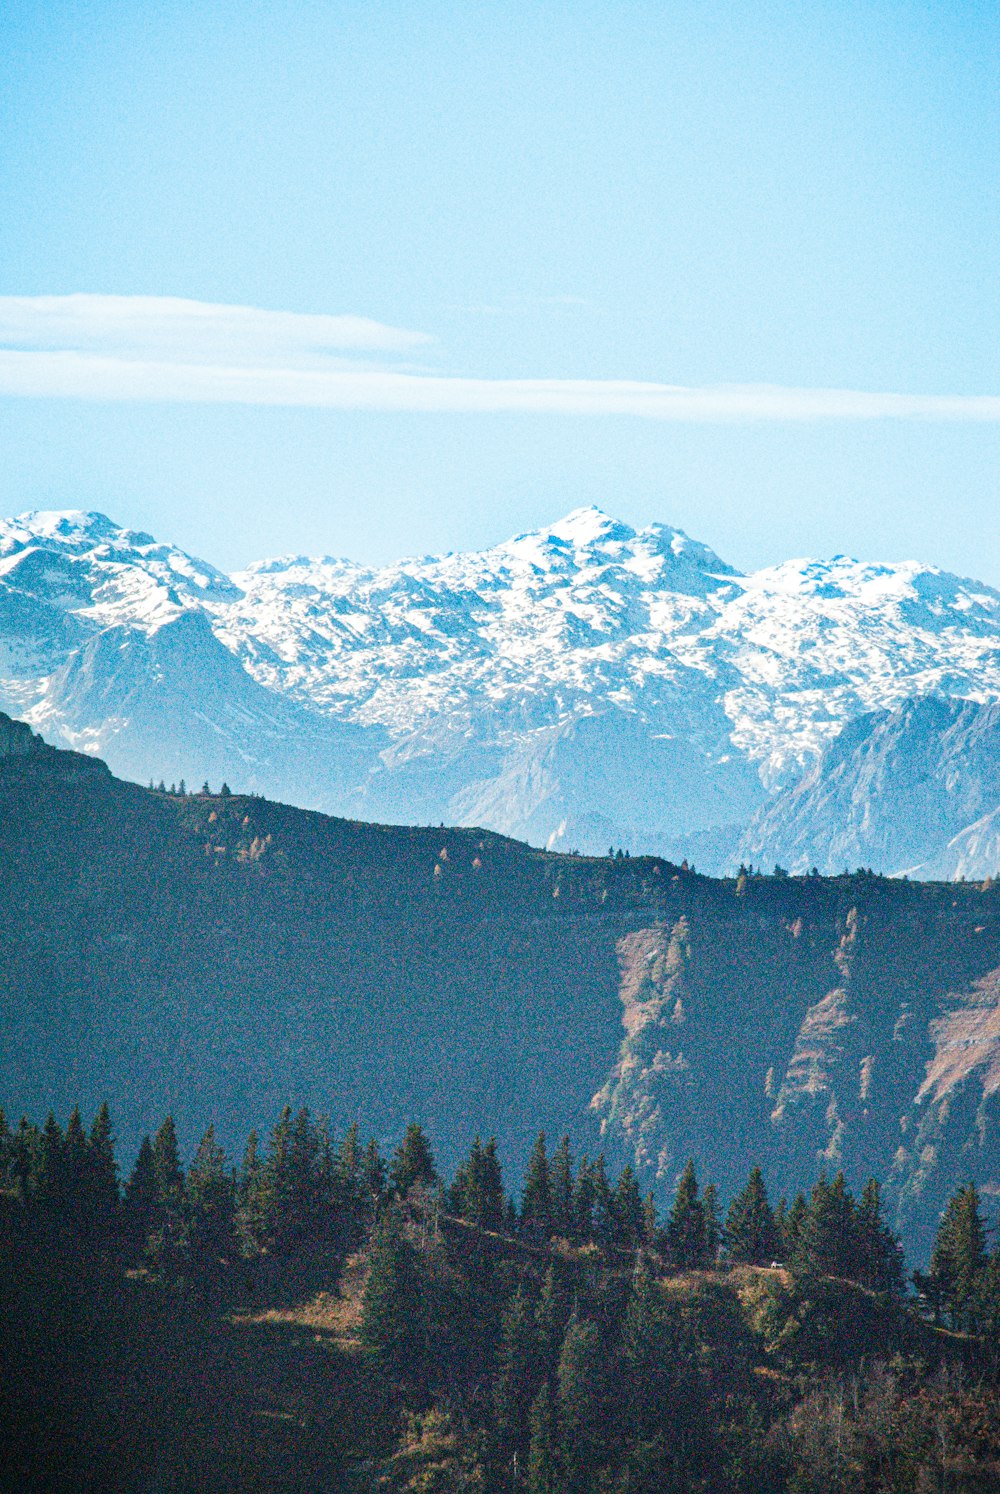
0;294;431;364
1;294;999;422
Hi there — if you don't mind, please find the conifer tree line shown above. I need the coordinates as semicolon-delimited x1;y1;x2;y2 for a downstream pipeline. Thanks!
0;1103;387;1274
6;1102;1000;1491
1;1102;992;1316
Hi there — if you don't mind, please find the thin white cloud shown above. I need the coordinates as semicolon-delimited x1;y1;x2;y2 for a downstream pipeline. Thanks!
1;294;999;422
2;350;999;421
0;294;431;365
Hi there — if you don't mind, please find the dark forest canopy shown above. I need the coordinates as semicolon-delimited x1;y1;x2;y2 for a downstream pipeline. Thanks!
4;1100;1000;1492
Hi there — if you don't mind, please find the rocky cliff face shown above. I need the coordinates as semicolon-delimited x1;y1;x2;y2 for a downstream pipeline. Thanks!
1;506;998;870
2;719;999;1260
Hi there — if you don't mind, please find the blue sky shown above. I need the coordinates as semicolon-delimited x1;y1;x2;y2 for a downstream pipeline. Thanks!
1;0;998;579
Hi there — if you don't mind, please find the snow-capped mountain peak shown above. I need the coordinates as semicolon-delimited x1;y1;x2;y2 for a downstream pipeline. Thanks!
3;508;127;544
0;505;997;871
0;508;241;637
542;504;636;547
485;505;735;584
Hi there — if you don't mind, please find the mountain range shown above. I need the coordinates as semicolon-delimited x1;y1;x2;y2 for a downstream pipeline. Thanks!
1;505;998;875
1;716;998;1262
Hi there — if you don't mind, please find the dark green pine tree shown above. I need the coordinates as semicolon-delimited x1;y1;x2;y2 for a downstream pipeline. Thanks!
315;1117;338;1225
362;1137;386;1209
337;1121;362;1199
667;1160;707;1268
450;1156;471;1217
589;1155;615;1248
261;1105;296;1251
262;1106;336;1253
479;1138;505;1232
493;1286;543;1449
33;1113;66;1210
149;1115;188;1264
571;1157;595;1243
702;1182;720;1264
773;1195;788;1251
549;1136;574;1238
826;1172;856;1277
793;1172;855;1281
337;1121;369;1240
556;1312;605;1493
86;1102;119;1234
854;1178;904;1294
641;1191;658;1248
526;1380;561;1494
359;1204;429;1380
64;1106;89;1213
535;1265;569;1375
123;1136;157;1253
974;1251;1000;1363
782;1192;808;1256
186;1125;236;1267
338;1120;362;1182
454;1136;506;1232
235;1129;267;1256
13;1117;37;1202
521;1133;552;1242
287;1107;322;1243
613;1163;645;1251
0;1108;12;1194
619;1265;674;1441
389;1122;438;1198
928;1182;988;1331
151;1116;184;1208
453;1138;480;1223
791;1172;830;1279
724;1166;779;1265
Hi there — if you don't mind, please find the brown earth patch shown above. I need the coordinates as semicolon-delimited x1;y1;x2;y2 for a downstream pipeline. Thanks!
918;967;1000;1104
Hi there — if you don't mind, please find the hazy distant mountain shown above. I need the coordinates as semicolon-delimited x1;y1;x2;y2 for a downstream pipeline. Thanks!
2;718;999;1260
736;696;1000;877
910;806;1000;882
1;505;998;867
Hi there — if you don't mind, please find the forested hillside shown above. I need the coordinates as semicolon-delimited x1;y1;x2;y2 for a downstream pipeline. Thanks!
1;715;999;1261
4;1101;1000;1491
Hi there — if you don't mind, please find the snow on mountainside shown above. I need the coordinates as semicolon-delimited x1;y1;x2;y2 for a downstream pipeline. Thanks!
224;508;1000;784
0;511;373;799
0;505;998;869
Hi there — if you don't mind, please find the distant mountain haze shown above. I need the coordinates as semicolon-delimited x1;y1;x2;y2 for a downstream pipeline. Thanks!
739;697;1000;878
1;718;998;1263
0;506;997;874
